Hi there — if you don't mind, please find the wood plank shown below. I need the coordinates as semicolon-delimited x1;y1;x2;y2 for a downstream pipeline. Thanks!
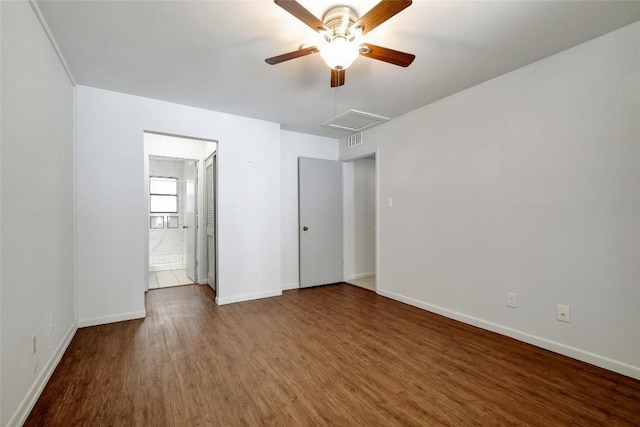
26;284;640;426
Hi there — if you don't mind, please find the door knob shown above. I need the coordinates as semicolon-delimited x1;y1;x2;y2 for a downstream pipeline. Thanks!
302;226;309;231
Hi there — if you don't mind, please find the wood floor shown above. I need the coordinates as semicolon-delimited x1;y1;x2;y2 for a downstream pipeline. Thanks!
27;284;640;426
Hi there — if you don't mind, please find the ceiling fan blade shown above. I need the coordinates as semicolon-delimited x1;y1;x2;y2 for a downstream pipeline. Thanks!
265;46;320;65
352;0;412;36
359;44;415;67
331;69;345;87
274;0;329;33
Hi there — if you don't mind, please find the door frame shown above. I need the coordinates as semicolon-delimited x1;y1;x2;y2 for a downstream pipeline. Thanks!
185;159;199;283
143;131;217;291
341;147;380;292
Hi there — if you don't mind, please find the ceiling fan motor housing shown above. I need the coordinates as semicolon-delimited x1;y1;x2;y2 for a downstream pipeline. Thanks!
322;6;359;42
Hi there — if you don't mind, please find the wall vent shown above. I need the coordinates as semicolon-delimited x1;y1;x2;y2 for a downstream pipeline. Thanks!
322;109;389;132
347;133;363;148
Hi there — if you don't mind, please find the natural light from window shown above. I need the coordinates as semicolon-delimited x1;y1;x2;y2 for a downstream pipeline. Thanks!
150;177;178;213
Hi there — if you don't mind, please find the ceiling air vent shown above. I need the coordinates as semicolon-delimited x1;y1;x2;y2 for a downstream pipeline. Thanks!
322;109;389;132
347;133;363;148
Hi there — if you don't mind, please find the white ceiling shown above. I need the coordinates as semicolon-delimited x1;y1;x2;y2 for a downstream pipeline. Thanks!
37;0;640;138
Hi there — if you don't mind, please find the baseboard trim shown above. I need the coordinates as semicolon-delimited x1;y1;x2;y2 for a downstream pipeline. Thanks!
7;321;78;427
281;282;300;290
216;289;282;305
77;310;146;328
377;289;640;380
345;272;375;281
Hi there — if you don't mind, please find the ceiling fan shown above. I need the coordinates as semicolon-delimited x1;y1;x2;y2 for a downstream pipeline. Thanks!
265;0;415;87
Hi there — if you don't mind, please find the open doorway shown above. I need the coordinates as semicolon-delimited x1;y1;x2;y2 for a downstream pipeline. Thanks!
144;132;217;291
148;156;196;288
343;154;377;291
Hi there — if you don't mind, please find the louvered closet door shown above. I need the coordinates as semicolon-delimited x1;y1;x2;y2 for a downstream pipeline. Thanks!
206;155;216;289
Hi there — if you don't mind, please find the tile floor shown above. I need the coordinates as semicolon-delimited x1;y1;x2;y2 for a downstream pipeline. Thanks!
149;269;194;289
346;275;376;291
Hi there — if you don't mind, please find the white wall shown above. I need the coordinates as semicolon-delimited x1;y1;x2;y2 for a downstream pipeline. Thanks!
340;22;640;378
76;85;282;324
280;130;338;289
1;1;76;425
343;157;376;280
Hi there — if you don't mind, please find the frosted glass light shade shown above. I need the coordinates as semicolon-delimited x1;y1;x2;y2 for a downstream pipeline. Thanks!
321;37;359;70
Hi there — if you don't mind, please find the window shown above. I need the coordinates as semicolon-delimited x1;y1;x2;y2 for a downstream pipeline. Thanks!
150;177;178;213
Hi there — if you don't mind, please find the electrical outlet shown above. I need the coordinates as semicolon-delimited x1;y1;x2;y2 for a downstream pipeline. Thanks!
32;334;38;356
506;292;517;308
557;304;571;323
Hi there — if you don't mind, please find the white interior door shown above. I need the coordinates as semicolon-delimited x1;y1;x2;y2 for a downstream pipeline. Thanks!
299;157;343;288
185;160;198;282
205;154;216;290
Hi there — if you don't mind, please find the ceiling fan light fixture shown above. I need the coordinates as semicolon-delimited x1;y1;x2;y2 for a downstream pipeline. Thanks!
266;0;415;86
321;36;359;70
